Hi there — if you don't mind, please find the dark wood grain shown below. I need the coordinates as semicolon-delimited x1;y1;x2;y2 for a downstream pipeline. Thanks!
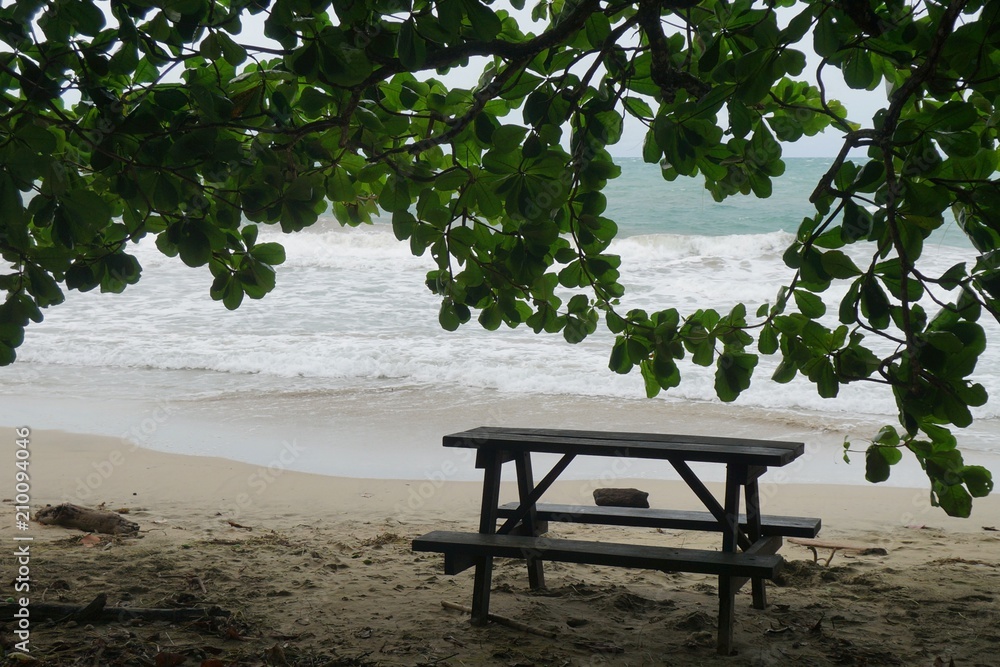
443;426;804;466
413;531;783;579
496;503;821;537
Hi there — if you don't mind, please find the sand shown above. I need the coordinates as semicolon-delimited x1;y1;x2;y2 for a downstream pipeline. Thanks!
2;429;999;666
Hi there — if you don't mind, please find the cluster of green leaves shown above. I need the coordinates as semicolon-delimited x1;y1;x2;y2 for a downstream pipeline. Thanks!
1;0;997;514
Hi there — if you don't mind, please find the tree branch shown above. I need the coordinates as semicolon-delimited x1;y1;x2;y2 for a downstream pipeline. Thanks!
882;0;969;137
357;0;602;91
636;0;710;102
809;129;878;203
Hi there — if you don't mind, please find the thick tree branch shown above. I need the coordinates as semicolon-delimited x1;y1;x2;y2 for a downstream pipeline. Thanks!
369;57;531;161
357;0;603;91
882;0;968;136
636;0;710;102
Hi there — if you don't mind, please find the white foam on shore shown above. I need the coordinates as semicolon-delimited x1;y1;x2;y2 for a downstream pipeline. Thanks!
12;223;1000;422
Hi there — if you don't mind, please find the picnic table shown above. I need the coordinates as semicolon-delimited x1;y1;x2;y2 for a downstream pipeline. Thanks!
412;426;821;655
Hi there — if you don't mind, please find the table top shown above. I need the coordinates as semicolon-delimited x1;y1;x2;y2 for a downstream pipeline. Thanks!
444;426;805;467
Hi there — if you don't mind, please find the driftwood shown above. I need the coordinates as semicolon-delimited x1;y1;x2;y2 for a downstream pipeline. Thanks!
441;601;557;639
788;537;889;566
0;593;231;624
593;488;650;508
35;503;139;535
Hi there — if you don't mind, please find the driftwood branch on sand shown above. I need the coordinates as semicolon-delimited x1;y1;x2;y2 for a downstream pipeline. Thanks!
0;593;231;624
35;503;140;535
441;600;557;638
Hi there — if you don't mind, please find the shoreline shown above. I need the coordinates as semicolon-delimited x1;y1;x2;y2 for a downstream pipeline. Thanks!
5;380;1000;488
12;428;1000;532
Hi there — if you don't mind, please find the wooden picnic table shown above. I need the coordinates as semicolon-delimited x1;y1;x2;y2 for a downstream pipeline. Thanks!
412;426;821;655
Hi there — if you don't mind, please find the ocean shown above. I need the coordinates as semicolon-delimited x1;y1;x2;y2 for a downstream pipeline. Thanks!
3;157;998;487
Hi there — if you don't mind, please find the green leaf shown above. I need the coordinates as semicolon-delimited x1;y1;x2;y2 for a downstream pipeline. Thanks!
640;359;662;398
809;358;839;398
932;482;973;518
63;0;106;35
865;444;900;483
25;263;64;307
287;42;319;78
821;250;862;278
397;20;426;69
250;242;286;265
609;337;631;374
176;229;212;268
873;425;900;447
0;172;24;229
960;466;993;498
930;101;978;132
623;96;653;119
843;50;876;89
355;107;384;132
462;0;502;40
793;289;826;318
474;113;497;143
714;352;757;402
558;260;585;288
563;315;591;344
860;277;891;329
439;300;466;331
584;11;611;47
841;201;873;242
217;32;248;66
758;323;779;355
478;305;502;331
211;273;244;310
492;124;529;148
378;175;411;213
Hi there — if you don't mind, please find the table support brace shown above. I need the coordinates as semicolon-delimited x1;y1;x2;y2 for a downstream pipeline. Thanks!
670;460;752;551
496;453;576;536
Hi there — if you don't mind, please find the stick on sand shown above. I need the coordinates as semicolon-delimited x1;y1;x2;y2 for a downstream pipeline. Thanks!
441;601;557;639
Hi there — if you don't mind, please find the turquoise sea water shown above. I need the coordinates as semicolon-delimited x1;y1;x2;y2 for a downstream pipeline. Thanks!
609;157;825;237
609;157;972;247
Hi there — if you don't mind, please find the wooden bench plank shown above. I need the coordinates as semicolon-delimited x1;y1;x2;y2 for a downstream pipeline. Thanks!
497;503;821;538
413;531;783;579
444;427;803;466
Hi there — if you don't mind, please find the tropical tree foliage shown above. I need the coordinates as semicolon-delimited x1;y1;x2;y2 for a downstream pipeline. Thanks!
1;0;997;514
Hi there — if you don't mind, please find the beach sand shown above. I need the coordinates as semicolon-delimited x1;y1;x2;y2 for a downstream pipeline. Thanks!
3;429;999;666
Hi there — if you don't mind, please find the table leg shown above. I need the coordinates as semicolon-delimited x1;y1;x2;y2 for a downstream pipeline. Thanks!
515;451;546;590
471;449;503;626
717;463;744;656
744;478;767;609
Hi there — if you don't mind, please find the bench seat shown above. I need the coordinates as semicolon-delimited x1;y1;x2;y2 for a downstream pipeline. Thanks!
413;530;784;579
497;502;821;538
